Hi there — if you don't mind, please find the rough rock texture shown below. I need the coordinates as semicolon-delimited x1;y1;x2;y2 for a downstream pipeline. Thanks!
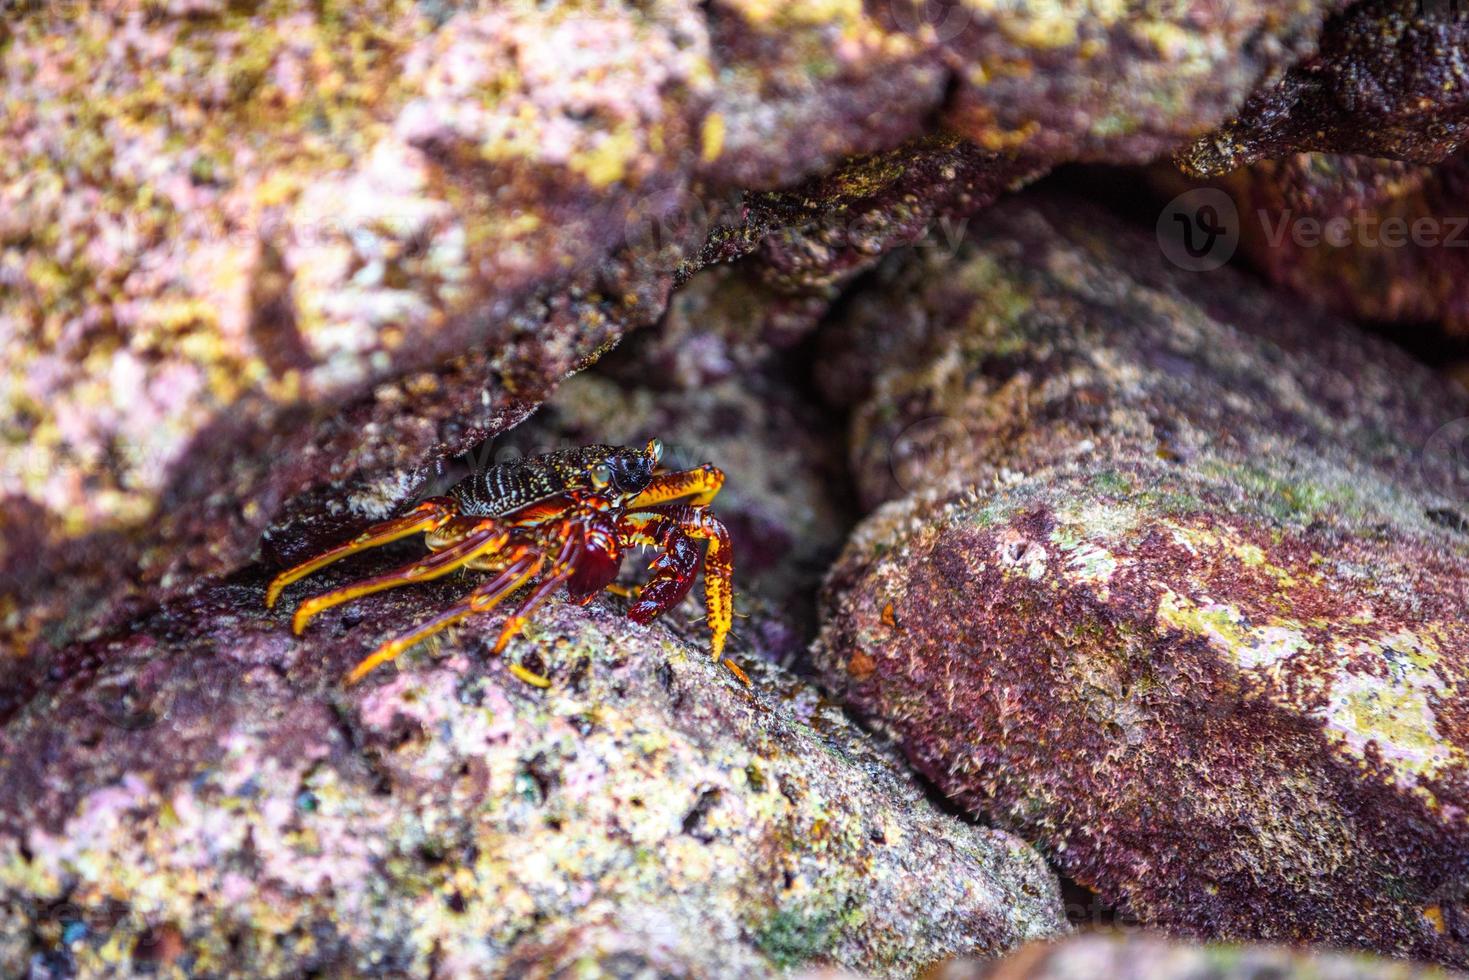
489;366;854;666
932;0;1338;163
942;932;1464;979
0;566;1064;976
1177;152;1469;337
1179;0;1469;175
2;0;1351;663
813;196;1469;965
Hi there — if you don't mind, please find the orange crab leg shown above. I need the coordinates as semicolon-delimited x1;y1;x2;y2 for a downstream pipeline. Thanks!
627;464;725;509
265;498;457;609
491;523;584;656
343;550;542;686
291;521;508;634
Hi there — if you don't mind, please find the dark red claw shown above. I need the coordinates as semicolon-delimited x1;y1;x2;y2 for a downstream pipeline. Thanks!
565;515;624;604
627;528;701;624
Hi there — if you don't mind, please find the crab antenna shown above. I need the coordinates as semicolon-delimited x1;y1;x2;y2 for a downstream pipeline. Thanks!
646;438;663;466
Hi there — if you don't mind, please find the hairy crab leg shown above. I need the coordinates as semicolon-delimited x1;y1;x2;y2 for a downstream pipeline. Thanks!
265;497;457;608
490;522;584;657
343;549;542;686
617;513;701;620
291;522;508;634
620;505;734;668
626;463;725;509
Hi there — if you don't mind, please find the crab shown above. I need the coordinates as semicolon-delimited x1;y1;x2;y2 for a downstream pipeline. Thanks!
264;440;740;687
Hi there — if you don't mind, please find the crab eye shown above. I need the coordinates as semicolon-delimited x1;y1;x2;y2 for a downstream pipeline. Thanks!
589;462;613;489
646;438;663;465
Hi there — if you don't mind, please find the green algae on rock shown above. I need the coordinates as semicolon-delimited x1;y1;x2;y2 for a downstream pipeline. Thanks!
0;566;1063;975
814;197;1469;965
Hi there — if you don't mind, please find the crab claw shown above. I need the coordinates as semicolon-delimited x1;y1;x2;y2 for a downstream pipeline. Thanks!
626;528;701;624
565;516;624;605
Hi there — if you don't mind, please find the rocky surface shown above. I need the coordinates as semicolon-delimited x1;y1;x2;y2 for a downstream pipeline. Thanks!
0;564;1064;976
1174;152;1469;337
2;0;1358;665
941;932;1465;979
813;196;1469;965
1178;0;1469;175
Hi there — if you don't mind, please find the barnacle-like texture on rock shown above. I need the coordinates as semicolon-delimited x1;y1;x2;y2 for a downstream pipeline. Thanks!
947;932;1464;979
0;571;1063;976
934;0;1341;163
814;197;1469;964
1179;0;1469;175
1188;152;1469;336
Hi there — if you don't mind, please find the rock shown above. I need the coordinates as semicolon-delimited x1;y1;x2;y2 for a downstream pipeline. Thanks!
940;932;1464;979
2;0;1352;664
1174;152;1469;337
813;196;1469;964
0;565;1064;975
487;367;855;666
1179;0;1469;175
932;0;1340;164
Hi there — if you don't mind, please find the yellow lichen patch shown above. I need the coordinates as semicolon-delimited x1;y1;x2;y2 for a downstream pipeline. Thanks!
726;0;866;31
700;111;727;163
1321;630;1462;795
1156;589;1311;672
572;124;643;189
1164;521;1301;590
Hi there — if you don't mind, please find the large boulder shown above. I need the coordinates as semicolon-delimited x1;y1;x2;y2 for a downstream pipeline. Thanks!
0;566;1064;975
814;196;1469;964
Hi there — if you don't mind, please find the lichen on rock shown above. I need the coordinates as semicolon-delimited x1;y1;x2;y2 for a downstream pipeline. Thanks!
813;195;1469;965
0;565;1063;975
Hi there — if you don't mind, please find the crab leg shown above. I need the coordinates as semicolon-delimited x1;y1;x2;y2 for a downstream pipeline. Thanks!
627;464;725;508
343;549;542;686
620;505;733;662
265;498;458;608
290;521;508;634
491;522;584;655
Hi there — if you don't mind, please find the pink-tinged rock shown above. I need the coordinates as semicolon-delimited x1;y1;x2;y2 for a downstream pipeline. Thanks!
814;196;1469;965
942;931;1464;979
0;567;1063;974
1178;0;1469;175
